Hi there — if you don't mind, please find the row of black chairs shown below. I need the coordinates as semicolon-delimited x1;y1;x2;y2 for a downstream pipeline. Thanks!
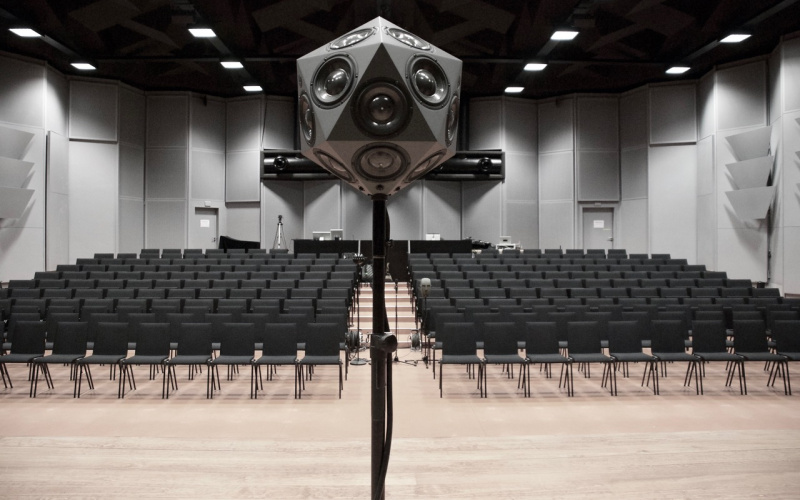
412;259;696;269
415;249;658;259
1;319;345;399
23;267;357;280
95;248;290;259
435;318;800;398
71;259;353;269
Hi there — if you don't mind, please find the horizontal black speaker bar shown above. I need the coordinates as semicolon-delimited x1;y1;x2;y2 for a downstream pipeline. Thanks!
261;150;504;181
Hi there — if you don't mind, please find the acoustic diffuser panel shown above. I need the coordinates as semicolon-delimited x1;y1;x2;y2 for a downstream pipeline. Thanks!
0;125;35;219
724;126;775;220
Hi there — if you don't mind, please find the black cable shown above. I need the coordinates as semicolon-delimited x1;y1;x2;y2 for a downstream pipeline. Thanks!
373;352;393;500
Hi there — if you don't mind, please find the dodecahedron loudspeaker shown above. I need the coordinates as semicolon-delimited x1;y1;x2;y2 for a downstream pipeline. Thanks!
297;17;462;196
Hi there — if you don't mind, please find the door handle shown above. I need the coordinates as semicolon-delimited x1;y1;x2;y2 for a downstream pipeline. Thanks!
607;237;613;242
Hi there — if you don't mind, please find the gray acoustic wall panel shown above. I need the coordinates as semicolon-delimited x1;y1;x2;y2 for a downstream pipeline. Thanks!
717;127;768;229
697;136;715;196
225;150;261;202
539;200;573;249
262;97;295;150
649;144;697;262
146;149;187;200
538;98;574;153
0;187;34;219
769;46;783;123
504;152;538;202
119;143;144;199
716;61;767;131
45;68;69;137
191;96;226;152
146;200;186;249
504;97;537;154
342;185;373;242
621;147;648;200
226;203;261;242
118;197;144;254
539;151;574;202
69;80;118;142
468;97;502;150
619;198;648;254
191;150;225;201
506;201;538;250
0;227;44;281
784;227;800;293
423;180;462;240
303;180;341;239
577;97;618;150
724;127;771;162
782;110;800;226
696;193;716;270
46;131;69;269
620;89;648;150
227;97;262;152
697;72;716;141
0;56;44;128
387;183;423;240
649;84;697;145
577;150;620;201
717;226;768;280
785;37;800;112
462;181;502;245
1;127;45;230
68;141;118;259
146;95;188;148
119;87;146;146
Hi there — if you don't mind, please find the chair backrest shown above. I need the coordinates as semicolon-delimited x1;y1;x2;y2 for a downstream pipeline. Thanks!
650;320;687;353
304;323;340;356
732;320;769;354
482;322;518;355
9;321;47;355
439;322;478;356
772;320;800;353
566;321;601;355
262;323;298;357
219;323;255;356
607;321;642;354
50;322;88;355
691;320;728;353
524;321;559;355
134;323;171;356
92;322;130;355
176;323;213;356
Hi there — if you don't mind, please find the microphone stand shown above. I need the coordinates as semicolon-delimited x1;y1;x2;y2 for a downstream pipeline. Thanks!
351;255;368;366
393;278;417;366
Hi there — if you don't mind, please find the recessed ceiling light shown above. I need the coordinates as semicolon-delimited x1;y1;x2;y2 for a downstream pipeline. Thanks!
243;85;263;92
71;63;96;70
505;86;524;94
524;63;547;71
221;61;243;69
666;66;690;74
10;28;41;37
551;30;578;41
189;28;216;38
721;33;751;43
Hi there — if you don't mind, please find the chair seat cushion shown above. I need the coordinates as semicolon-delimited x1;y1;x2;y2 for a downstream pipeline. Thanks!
610;353;654;363
778;351;800;361
737;352;786;362
569;353;611;363
78;354;126;365
35;354;84;364
653;352;696;362
211;355;253;365
299;355;340;365
255;355;297;365
124;355;168;365
694;352;740;362
0;353;42;363
484;354;525;364
167;355;211;365
527;354;570;364
440;354;482;365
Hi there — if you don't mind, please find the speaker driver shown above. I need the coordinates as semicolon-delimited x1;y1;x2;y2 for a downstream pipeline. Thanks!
312;56;356;108
354;143;409;181
386;27;431;51
407;56;449;108
329;28;375;50
404;150;446;184
314;150;354;182
445;94;460;146
298;92;315;146
354;81;410;137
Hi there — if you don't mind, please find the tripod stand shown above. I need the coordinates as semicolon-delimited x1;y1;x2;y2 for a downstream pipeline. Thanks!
272;215;287;249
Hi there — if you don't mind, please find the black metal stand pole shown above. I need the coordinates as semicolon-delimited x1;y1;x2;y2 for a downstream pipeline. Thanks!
371;194;389;500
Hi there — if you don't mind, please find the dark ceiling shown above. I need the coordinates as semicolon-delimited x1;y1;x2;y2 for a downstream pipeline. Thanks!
1;0;799;100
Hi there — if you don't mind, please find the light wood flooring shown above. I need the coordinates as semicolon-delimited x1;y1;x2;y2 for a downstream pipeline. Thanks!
2;349;800;499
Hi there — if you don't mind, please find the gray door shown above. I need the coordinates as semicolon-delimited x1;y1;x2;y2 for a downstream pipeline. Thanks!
192;207;218;250
582;208;614;251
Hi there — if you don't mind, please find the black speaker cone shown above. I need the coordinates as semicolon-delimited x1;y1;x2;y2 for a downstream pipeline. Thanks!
354;81;410;137
298;92;315;146
445;94;460;146
408;56;449;108
312;56;356;108
354;143;409;181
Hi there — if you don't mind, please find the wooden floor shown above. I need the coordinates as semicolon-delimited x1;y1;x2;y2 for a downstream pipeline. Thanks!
2;350;800;499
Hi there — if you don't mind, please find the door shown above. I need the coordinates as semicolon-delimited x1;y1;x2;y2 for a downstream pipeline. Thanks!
192;207;218;250
582;208;614;251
